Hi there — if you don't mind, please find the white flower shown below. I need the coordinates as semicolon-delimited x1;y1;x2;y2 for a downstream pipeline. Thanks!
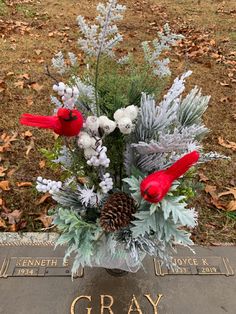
118;117;133;134
77;185;97;207
85;116;100;133
99;116;116;134
113;108;125;121
89;192;103;206
124;105;139;121
77;132;95;149
98;115;109;127
103;120;116;134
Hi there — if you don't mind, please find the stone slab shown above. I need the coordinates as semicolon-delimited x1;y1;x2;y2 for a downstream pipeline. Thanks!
0;238;235;314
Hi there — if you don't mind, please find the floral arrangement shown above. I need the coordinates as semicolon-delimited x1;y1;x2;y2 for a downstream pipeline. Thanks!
20;0;224;275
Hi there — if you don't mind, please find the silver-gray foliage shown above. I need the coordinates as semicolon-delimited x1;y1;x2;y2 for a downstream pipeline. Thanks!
142;24;184;77
126;72;211;173
178;87;210;127
52;188;84;212
52;146;73;169
77;0;126;57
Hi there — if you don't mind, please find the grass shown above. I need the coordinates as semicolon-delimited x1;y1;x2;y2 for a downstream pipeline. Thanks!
226;212;236;220
16;4;37;18
229;31;236;42
0;0;7;16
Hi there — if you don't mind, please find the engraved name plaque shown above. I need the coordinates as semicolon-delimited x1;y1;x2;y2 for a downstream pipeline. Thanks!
0;257;84;279
154;256;234;276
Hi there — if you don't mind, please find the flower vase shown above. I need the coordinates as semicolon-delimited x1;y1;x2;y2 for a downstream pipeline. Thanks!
105;268;129;277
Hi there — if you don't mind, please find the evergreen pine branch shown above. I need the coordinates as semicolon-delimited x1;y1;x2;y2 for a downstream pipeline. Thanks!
52;188;84;212
178;87;211;127
123;143;135;176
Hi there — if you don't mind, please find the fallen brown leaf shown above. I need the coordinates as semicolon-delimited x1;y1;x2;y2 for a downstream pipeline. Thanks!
0;80;6;93
0;218;7;229
39;160;46;169
14;80;24;89
0;180;10;191
205;184;227;209
210;242;223;247
18;73;30;80
37;59;45;64
226;201;236;212
1;132;18;143
16;182;33;187
198;171;209;182
0;132;18;152
205;185;217;200
26;96;33;107
0;145;7;153
35;49;42;55
218;137;236;151
36;192;51;205
8;223;18;232
220;97;230;103
0;166;8;177
17;220;27;230
0;198;9;213
219;81;230;87
30;82;43;92
2;210;22;224
22;130;33;138
35;214;53;228
205;223;216;229
7;168;16;178
218;187;236;199
26;138;34;156
211;198;226;210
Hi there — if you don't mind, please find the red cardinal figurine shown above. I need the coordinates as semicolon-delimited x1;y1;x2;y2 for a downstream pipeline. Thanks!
20;108;83;137
140;151;200;203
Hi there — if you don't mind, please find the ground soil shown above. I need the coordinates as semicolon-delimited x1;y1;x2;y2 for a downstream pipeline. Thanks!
0;0;235;242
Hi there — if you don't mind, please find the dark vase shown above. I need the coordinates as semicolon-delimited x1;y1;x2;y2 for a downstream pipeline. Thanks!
105;268;129;277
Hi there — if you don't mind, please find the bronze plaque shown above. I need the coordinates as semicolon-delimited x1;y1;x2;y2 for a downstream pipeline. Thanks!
154;256;234;276
0;257;84;278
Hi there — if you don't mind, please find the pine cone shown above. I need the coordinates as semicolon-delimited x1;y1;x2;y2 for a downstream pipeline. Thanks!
100;192;136;232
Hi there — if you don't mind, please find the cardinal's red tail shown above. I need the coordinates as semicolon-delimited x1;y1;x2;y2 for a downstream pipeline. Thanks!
165;151;200;181
20;114;58;130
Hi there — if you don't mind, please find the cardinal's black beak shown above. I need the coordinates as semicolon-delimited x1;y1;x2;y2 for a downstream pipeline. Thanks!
63;111;77;121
